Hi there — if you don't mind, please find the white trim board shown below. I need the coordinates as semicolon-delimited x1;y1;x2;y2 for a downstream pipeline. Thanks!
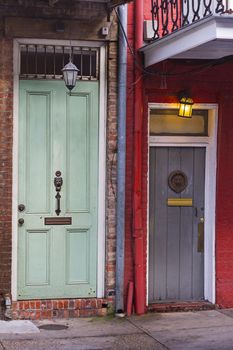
12;38;107;301
147;103;218;304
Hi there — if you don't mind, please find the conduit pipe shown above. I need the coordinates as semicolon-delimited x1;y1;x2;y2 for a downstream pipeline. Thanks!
133;0;145;315
126;281;134;316
116;4;128;313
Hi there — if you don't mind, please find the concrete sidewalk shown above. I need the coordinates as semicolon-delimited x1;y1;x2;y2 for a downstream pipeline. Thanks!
1;309;233;349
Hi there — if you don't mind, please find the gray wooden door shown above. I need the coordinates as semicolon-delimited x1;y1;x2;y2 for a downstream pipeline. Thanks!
149;147;205;302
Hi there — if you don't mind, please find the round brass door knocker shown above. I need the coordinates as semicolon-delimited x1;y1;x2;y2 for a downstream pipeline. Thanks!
168;170;188;193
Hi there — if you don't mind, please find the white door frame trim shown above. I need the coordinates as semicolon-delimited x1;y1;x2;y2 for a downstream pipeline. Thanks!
148;103;218;304
12;38;107;300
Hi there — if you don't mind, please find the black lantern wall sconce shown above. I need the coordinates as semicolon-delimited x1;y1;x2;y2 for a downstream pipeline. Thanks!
62;45;79;94
178;92;194;118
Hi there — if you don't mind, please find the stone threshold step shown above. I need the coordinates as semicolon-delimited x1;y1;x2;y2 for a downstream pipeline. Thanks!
148;301;216;313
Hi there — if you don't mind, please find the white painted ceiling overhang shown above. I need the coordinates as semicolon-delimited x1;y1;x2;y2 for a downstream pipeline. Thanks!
141;16;233;67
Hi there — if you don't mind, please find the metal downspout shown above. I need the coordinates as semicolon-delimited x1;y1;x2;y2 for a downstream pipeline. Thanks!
116;4;128;313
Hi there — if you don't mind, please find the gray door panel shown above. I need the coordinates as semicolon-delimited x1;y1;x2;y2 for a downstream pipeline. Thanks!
149;147;205;302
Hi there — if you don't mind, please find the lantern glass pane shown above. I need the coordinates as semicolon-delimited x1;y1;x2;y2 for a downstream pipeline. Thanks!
150;109;208;136
72;70;78;85
62;70;68;83
67;70;74;86
178;103;193;118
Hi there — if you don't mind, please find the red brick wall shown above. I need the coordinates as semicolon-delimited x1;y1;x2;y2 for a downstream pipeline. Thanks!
144;0;152;20
12;298;108;320
125;1;233;309
215;92;233;308
124;1;150;307
0;38;13;296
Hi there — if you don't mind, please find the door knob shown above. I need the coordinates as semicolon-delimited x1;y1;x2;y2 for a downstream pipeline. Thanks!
18;204;25;212
18;218;24;226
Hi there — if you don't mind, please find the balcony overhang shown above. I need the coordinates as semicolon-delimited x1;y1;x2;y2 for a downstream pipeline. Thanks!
141;16;233;67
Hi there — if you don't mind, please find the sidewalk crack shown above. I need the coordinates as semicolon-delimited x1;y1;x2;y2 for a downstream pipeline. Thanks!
216;309;233;319
126;318;171;350
0;341;6;350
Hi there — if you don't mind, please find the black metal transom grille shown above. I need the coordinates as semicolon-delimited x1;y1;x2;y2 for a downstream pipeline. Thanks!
20;44;99;80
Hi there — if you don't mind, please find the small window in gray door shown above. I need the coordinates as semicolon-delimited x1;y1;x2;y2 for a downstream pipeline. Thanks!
149;147;205;302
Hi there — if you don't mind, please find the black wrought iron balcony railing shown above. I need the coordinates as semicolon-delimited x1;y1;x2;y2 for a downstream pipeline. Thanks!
151;0;233;40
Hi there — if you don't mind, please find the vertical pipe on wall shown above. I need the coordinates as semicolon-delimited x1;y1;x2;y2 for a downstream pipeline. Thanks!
116;4;128;313
133;0;145;315
126;281;134;316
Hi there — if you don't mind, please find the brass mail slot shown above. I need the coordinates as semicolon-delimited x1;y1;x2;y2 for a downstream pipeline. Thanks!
44;217;72;225
167;198;193;207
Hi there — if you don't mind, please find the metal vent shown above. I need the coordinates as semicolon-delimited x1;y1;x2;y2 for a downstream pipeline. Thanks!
20;44;99;81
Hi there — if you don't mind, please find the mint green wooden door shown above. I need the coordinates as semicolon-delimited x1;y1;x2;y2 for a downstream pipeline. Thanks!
18;80;99;299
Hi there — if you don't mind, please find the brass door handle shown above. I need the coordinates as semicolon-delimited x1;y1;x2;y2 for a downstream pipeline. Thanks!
198;218;204;252
54;171;63;216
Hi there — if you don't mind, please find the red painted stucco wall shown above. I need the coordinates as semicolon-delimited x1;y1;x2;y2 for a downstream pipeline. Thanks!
125;0;233;308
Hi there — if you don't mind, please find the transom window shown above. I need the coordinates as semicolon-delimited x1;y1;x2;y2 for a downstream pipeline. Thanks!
20;44;99;80
150;109;208;136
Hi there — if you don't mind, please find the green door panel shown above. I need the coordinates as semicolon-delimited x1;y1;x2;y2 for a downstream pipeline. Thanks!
18;80;99;299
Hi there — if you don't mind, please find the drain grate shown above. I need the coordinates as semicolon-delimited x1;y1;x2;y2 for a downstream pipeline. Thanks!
38;324;69;330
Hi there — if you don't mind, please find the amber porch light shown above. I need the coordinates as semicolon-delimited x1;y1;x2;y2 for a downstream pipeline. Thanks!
178;95;194;118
